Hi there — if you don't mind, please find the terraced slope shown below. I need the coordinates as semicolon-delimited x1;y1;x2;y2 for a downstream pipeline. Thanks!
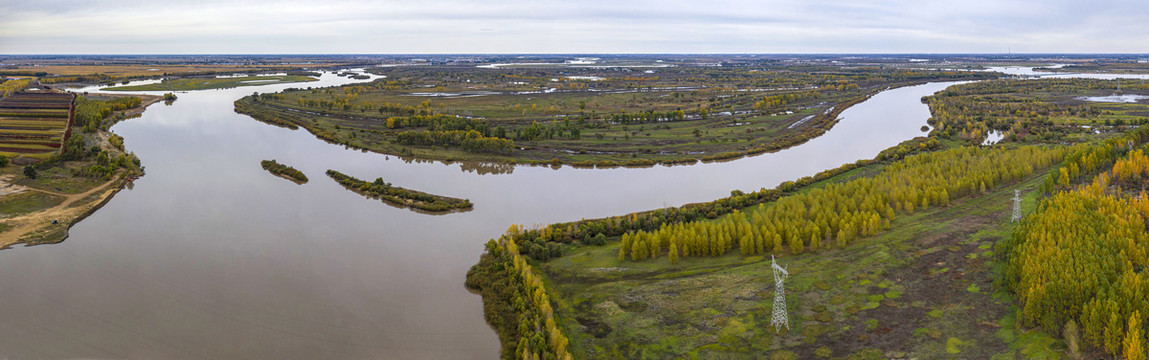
0;92;74;156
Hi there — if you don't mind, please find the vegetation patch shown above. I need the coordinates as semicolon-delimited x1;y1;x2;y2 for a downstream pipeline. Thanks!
235;65;990;167
325;169;472;213
260;159;308;183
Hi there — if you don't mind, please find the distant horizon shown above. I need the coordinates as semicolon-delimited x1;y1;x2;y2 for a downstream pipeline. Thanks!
3;0;1147;54
3;53;1149;57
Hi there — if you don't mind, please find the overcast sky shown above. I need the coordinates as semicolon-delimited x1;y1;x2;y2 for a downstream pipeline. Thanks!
2;0;1147;54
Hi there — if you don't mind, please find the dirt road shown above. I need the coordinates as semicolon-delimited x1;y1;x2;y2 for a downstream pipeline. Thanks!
0;174;124;248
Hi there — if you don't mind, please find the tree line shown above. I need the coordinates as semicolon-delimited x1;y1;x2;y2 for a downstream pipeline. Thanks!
75;95;142;132
500;136;945;261
1042;125;1149;193
752;90;820;112
617;145;1065;262
466;237;573;360
394;129;514;154
0;79;31;98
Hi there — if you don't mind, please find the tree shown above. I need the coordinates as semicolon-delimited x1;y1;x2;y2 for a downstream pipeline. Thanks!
788;232;803;255
669;243;679;264
23;166;36;179
1125;312;1144;360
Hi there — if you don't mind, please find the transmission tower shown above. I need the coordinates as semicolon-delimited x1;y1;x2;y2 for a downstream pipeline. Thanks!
1011;190;1022;222
770;255;790;333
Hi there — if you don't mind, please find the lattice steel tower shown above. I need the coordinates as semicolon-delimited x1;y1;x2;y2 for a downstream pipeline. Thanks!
770;255;790;333
1011;190;1022;222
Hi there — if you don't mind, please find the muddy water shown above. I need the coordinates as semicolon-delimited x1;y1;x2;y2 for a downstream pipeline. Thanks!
0;75;962;359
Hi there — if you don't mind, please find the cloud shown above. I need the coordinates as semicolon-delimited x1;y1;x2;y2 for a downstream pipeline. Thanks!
0;0;1147;54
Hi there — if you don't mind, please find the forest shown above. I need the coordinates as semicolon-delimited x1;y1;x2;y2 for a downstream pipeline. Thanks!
74;95;142;132
467;78;1149;359
924;78;1149;144
1001;126;1149;360
466;238;572;360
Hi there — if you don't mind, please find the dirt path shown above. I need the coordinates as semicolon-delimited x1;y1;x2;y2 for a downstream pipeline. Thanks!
0;174;124;248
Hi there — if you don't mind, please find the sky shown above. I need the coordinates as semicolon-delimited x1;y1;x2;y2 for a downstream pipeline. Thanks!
1;0;1147;54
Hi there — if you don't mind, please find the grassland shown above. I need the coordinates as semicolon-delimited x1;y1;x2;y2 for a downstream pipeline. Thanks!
467;79;1149;360
103;75;318;91
536;163;1057;359
238;64;991;166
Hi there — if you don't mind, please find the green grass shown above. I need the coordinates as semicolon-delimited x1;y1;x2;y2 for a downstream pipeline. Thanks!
104;75;318;91
536;165;1051;359
9;165;107;194
237;90;861;166
0;191;65;218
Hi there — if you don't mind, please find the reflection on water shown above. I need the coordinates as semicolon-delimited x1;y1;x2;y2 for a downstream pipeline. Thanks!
1079;94;1149;103
983;130;1005;145
0;76;964;359
986;66;1149;80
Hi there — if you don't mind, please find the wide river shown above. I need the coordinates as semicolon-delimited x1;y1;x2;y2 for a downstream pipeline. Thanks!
0;72;961;359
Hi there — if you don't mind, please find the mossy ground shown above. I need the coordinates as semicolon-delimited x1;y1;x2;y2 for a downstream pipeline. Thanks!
539;166;1061;359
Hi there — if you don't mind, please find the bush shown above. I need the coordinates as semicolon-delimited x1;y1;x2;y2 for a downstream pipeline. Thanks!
23;165;36;179
0;155;8;167
770;350;798;360
586;233;607;246
815;346;833;358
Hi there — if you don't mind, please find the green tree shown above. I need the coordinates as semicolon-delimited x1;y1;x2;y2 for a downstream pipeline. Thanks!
1125;312;1144;360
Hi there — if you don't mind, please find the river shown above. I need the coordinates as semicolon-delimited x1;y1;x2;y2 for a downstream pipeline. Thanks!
0;73;963;359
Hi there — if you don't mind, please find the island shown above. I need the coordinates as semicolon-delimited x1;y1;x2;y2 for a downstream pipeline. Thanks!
326;169;473;213
235;64;992;167
261;159;309;184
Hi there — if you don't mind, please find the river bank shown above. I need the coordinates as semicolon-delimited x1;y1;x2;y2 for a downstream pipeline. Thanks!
0;71;972;359
0;93;156;248
234;73;990;169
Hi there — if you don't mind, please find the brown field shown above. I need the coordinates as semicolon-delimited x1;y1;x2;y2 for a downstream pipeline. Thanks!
0;92;74;156
0;64;355;78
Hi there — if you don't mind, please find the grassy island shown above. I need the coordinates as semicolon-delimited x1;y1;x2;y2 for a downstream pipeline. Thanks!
261;159;308;183
236;64;991;167
325;169;472;213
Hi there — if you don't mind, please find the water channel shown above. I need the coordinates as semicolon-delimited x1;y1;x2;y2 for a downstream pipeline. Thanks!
0;74;969;358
